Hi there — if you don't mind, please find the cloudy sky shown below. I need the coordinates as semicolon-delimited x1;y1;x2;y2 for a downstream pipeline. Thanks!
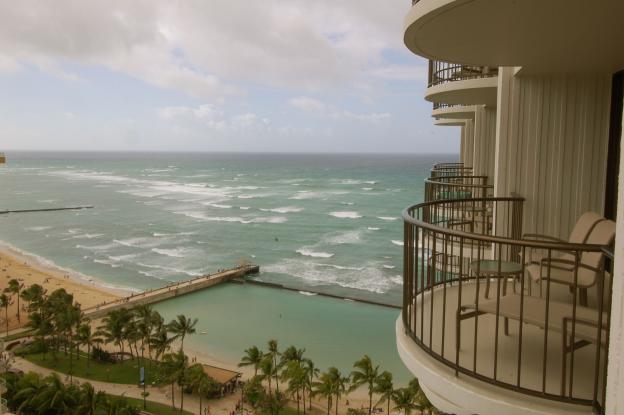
0;1;459;153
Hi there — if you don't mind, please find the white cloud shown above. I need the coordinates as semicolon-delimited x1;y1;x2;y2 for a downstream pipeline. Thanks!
289;96;390;124
0;1;416;98
158;104;271;133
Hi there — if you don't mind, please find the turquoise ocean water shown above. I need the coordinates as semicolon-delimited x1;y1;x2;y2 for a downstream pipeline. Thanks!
0;152;455;383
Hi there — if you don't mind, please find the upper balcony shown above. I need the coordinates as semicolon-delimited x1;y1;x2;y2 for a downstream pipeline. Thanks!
432;103;477;121
425;60;498;107
404;0;624;74
397;195;614;415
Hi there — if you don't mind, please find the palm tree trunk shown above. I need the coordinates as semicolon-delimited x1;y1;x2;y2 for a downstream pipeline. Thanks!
180;382;184;413
171;381;176;409
16;293;20;323
5;305;8;336
327;397;331;415
199;395;203;415
302;388;306;415
87;344;91;374
369;391;373;415
387;398;390;415
296;389;300;414
335;395;339;415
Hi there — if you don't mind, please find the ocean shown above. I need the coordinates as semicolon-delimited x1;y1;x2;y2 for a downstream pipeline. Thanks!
0;151;455;383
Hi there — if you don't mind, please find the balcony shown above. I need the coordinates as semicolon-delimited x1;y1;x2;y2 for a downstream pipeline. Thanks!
398;196;613;414
425;175;492;202
404;0;624;73
430;163;473;178
424;60;498;106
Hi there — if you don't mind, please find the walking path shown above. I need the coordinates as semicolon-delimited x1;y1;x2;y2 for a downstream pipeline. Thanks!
12;356;241;414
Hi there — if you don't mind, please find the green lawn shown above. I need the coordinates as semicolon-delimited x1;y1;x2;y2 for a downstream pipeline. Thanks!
22;351;162;385
124;396;193;415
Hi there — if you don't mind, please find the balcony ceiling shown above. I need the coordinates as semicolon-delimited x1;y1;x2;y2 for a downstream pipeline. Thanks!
425;77;497;106
434;118;466;126
404;0;624;73
432;105;477;120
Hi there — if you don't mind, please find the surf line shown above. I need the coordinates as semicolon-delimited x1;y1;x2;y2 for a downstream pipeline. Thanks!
0;206;94;214
233;278;401;310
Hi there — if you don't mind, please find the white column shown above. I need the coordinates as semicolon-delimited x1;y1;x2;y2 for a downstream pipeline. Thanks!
463;119;475;168
606;103;624;415
473;106;497;179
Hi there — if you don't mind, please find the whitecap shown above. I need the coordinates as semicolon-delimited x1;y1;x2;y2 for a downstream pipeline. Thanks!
298;291;318;296
361;187;373;191
391;240;404;246
329;211;362;219
378;216;398;221
296;249;335;258
260;206;304;214
367;227;380;231
152;248;186;258
324;230;363;244
383;265;396;269
25;226;52;232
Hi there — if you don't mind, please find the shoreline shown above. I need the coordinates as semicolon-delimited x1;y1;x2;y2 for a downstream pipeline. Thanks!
0;242;387;400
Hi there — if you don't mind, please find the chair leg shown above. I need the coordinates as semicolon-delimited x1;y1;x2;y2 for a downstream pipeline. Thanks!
579;288;588;306
504;317;509;336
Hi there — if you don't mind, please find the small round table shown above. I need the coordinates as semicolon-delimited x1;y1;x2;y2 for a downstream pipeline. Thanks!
470;259;523;298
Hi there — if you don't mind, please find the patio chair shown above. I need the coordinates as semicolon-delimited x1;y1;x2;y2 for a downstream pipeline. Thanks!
526;219;615;305
522;211;604;266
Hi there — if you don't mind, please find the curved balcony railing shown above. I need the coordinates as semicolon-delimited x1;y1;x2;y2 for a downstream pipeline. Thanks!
428;60;498;88
425;175;493;202
430;165;473;178
402;196;612;412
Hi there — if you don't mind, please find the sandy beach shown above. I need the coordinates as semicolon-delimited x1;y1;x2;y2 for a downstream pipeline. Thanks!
0;242;122;331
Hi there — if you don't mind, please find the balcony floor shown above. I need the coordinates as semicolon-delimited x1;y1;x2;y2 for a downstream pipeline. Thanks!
401;279;605;414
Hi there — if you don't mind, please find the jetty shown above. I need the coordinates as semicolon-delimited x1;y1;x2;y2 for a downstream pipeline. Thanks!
83;264;259;319
0;206;94;215
234;278;401;309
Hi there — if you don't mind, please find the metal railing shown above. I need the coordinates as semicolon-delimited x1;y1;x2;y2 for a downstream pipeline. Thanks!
402;196;612;412
428;60;498;88
430;165;473;178
425;175;493;202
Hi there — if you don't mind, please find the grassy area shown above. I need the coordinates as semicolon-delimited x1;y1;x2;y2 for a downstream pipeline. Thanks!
21;351;162;385
124;396;193;415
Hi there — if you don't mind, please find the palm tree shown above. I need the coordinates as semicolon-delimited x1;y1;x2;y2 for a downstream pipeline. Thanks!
328;367;349;415
20;283;46;313
30;373;80;413
75;382;107;415
98;308;133;355
259;355;277;397
167;314;197;352
160;349;188;412
0;293;12;336
312;370;334;415
187;363;211;415
281;360;307;414
239;346;264;376
76;322;102;374
150;326;173;363
374;371;394;415
391;388;420;415
6;278;23;323
350;355;380;415
266;339;280;392
304;358;319;411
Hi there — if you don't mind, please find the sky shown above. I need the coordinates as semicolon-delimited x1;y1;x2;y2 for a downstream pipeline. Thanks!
0;1;460;153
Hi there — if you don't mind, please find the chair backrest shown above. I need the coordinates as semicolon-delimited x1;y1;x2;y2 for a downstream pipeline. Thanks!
581;219;616;269
569;211;604;243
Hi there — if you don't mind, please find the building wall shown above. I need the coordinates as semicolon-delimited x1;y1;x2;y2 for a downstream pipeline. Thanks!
473;106;497;179
606;101;624;415
494;67;612;238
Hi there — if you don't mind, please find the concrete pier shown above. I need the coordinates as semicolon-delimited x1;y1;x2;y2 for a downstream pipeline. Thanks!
83;265;259;319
